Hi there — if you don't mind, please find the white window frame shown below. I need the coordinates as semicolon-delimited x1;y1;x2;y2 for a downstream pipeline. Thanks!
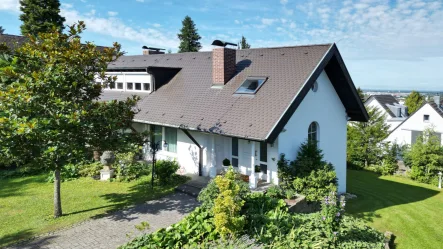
102;72;152;93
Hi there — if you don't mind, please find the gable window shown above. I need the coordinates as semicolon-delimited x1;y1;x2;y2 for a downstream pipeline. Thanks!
235;77;267;94
135;82;142;90
424;115;430;122
308;122;319;144
231;137;239;167
117;82;124;89
143;83;150;91
127;82;133;90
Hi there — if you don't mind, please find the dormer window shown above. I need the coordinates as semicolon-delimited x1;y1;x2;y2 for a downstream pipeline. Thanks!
235;77;267;94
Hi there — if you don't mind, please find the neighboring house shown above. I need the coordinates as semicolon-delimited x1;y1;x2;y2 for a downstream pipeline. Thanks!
100;42;368;193
365;95;408;131
386;96;443;146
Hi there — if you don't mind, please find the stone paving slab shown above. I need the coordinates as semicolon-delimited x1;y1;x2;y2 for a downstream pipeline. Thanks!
5;192;199;249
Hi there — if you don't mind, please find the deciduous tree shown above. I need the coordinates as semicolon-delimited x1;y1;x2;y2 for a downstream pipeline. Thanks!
177;16;201;53
0;23;144;218
347;106;390;168
19;0;65;36
404;90;425;114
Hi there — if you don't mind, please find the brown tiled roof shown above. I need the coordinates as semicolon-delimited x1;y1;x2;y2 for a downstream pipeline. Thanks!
0;34;109;52
103;44;368;142
367;95;399;117
428;101;443;118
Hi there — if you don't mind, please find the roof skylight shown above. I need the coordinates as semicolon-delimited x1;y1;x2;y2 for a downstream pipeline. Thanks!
235;77;267;94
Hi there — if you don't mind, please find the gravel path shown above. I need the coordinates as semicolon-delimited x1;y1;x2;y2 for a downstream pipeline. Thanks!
6;192;199;249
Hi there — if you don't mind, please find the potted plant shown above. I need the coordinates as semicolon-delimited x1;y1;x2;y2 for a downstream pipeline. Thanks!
222;158;231;171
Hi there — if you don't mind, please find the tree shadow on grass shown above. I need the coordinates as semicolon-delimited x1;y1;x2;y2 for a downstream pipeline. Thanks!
0;175;47;198
346;170;440;223
0;229;34;248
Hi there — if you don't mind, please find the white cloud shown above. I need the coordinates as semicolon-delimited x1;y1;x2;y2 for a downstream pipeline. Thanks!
152;23;161;28
136;0;145;2
107;11;118;17
61;6;179;51
261;18;277;26
280;0;288;5
0;0;19;12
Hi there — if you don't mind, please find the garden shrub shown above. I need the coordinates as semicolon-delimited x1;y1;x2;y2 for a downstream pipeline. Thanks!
155;159;179;184
278;140;338;202
78;161;102;177
116;161;150;182
183;236;262;249
213;167;246;239
198;169;249;210
47;163;80;182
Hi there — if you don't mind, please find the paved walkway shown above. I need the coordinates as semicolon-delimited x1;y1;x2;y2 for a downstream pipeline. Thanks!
6;192;199;249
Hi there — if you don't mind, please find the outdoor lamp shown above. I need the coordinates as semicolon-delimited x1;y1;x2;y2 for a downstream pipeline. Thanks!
163;141;168;150
438;172;442;189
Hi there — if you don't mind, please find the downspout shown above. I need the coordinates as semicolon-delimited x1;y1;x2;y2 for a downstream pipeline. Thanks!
181;129;203;176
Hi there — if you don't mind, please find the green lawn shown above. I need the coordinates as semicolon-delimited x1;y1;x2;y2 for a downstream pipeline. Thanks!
0;174;187;247
346;170;443;249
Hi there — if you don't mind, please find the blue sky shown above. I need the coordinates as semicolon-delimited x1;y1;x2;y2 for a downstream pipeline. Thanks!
1;0;443;90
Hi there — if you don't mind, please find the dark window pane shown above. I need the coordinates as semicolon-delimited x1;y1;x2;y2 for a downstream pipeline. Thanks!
151;125;163;150
143;83;150;91
165;127;177;153
117;82;123;89
260;163;267;173
232;138;238;156
232;158;238;167
127;82;133;90
135;83;142;90
260;142;267;162
109;82;116;89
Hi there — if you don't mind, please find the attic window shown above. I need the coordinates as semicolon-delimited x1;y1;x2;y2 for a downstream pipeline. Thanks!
235;77;267;94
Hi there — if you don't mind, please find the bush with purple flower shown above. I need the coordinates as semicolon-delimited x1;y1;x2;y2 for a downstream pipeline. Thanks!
320;191;346;244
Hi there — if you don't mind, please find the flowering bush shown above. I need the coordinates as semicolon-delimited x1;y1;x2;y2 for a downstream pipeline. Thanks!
320;191;346;244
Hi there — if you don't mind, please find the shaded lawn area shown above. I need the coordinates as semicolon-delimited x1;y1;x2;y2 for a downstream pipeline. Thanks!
346;170;443;249
0;174;187;247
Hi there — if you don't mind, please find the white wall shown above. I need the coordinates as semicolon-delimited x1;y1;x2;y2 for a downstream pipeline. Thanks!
386;103;443;146
277;70;348;193
104;72;152;93
365;97;401;131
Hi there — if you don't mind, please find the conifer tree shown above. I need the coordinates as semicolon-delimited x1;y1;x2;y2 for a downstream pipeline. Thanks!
19;0;66;36
404;90;425;114
0;26;4;34
239;36;250;49
177;16;201;53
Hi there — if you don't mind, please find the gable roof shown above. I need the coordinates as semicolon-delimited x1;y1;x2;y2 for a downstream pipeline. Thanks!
366;95;399;117
103;43;368;143
0;34;109;52
388;101;442;134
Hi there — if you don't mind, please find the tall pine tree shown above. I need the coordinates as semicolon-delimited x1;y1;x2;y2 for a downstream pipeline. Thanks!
239;36;251;49
20;0;66;36
0;26;4;34
177;16;201;53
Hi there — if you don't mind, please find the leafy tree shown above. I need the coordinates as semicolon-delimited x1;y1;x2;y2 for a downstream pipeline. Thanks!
347;106;390;168
0;26;4;34
238;36;250;49
357;87;365;101
0;23;144;218
405;90;425;114
177;16;201;53
19;0;66;36
404;128;443;183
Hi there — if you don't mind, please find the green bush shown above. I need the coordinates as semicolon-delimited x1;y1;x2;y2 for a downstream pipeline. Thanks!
184;236;262;249
47;163;80;182
155;159;179;184
116;161;150;182
78;161;102;177
264;185;285;199
198;170;249;210
278;140;338;202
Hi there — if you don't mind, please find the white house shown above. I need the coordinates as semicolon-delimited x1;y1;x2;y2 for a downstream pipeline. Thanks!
365;95;408;131
100;42;368;193
386;96;443;146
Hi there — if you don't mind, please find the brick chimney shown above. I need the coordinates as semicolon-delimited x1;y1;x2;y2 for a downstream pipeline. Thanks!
212;47;236;85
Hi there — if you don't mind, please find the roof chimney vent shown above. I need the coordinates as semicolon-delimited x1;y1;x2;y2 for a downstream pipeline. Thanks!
212;40;237;85
142;46;165;55
434;95;441;107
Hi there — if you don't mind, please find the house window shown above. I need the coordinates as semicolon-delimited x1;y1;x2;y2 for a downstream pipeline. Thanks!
308;122;319;144
232;137;239;167
109;82;116;89
235;77;267;94
151;125;163;150
259;142;267;173
135;83;142;90
164;127;177;153
117;82;124;89
424;115;430;122
311;81;318;92
143;83;150;91
127;82;133;90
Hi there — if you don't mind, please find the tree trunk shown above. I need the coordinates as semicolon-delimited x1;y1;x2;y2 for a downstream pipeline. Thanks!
53;168;62;218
